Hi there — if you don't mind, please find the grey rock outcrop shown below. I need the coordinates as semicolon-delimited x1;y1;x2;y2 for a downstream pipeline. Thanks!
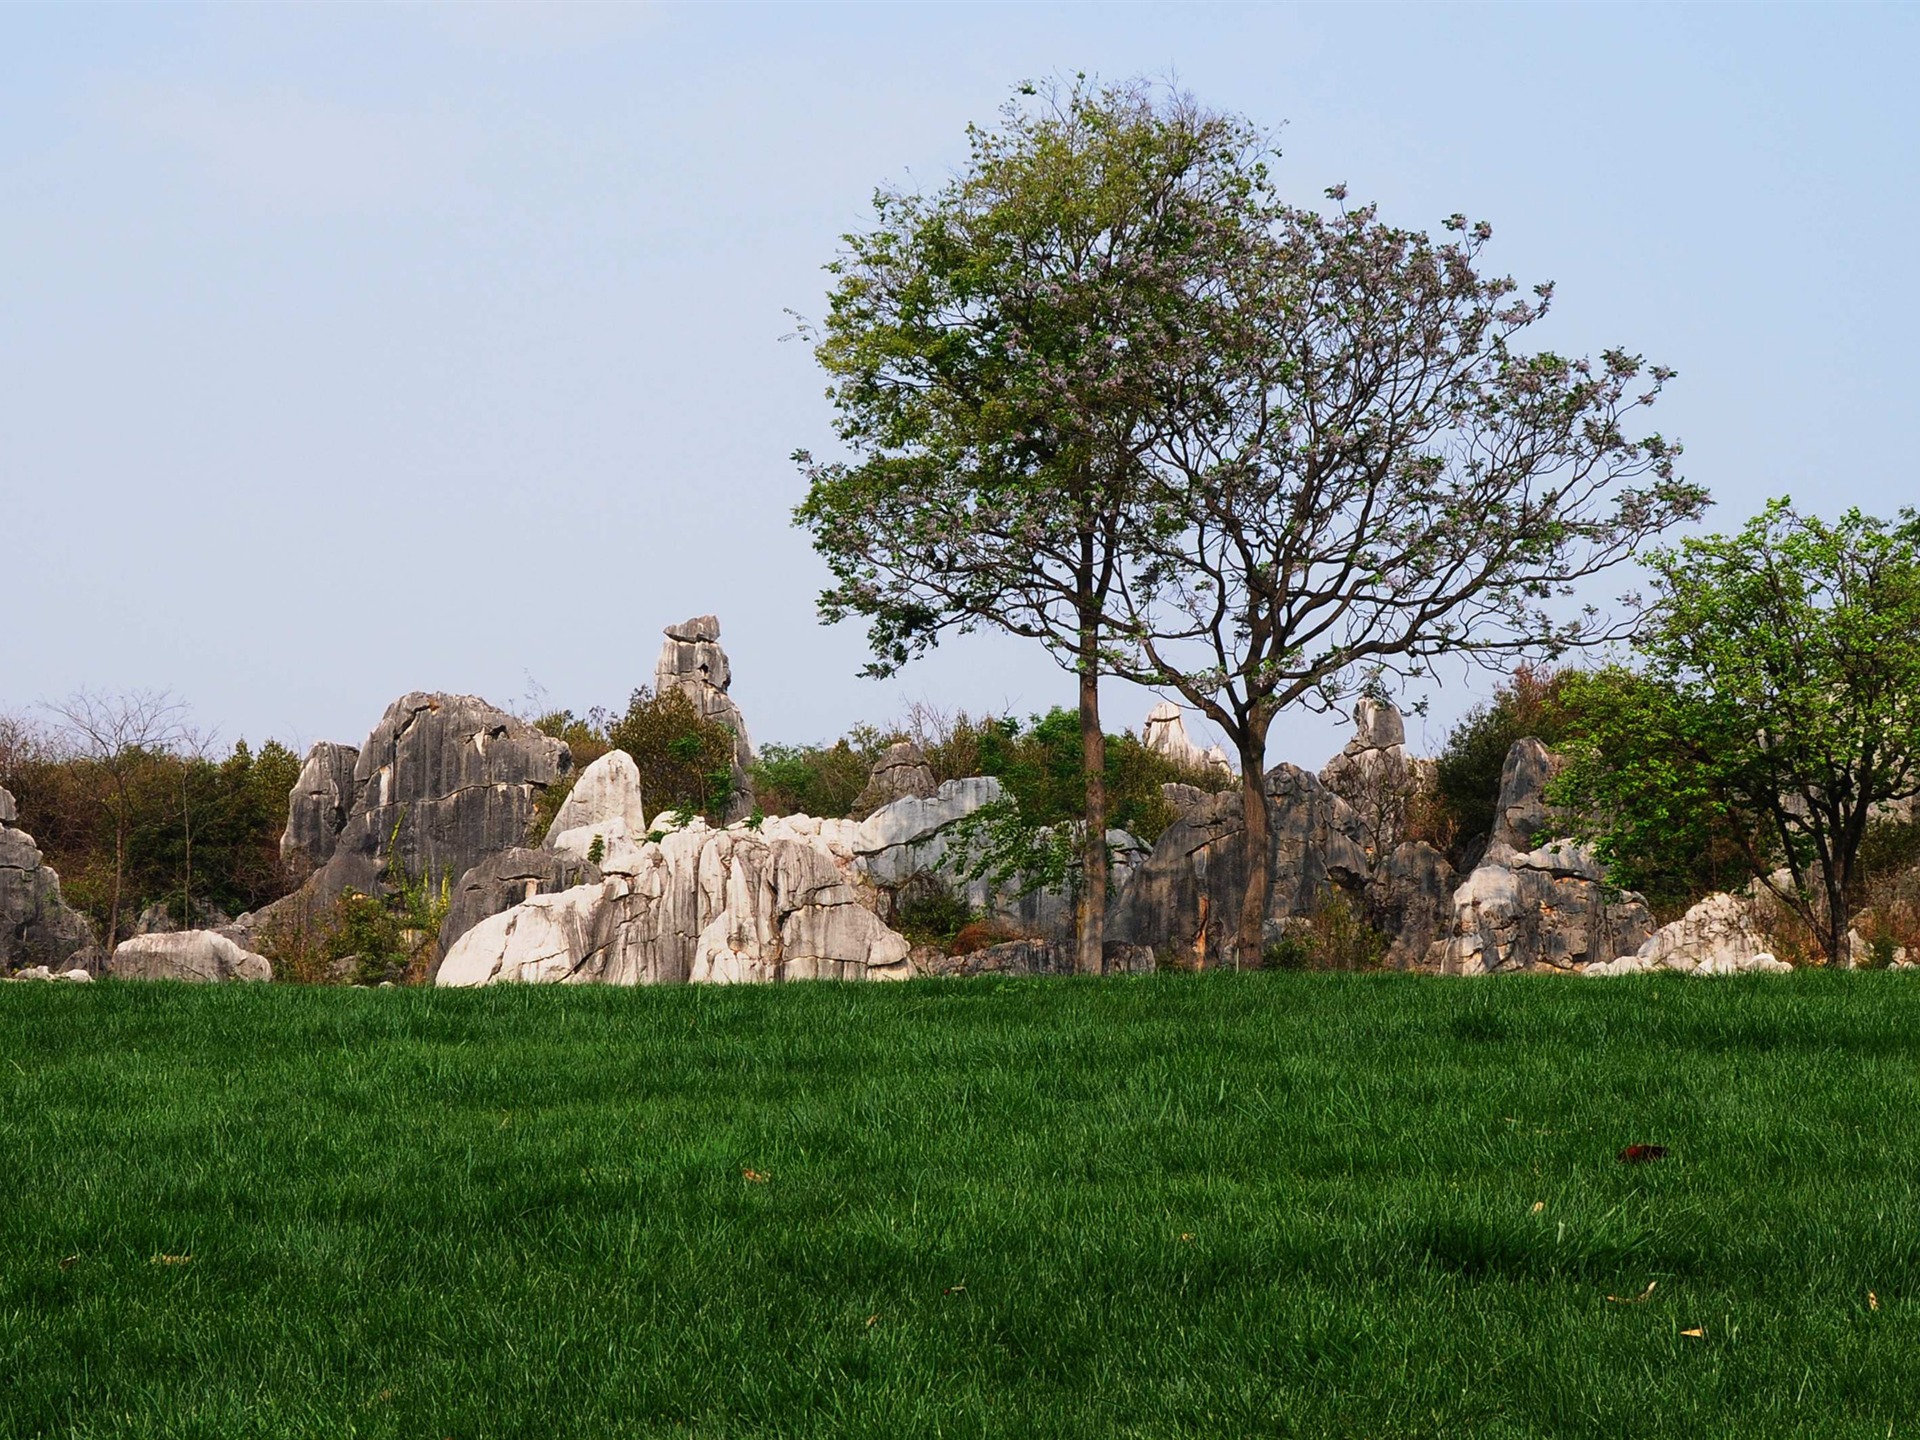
301;693;571;905
1141;701;1230;773
1491;737;1557;851
543;749;646;847
655;615;755;822
850;741;938;819
436;846;604;963
913;938;1157;978
1426;739;1653;974
1108;765;1372;964
5;964;92;983
281;741;361;881
0;786;98;974
1367;841;1458;969
437;824;911;987
1585;892;1792;976
1319;699;1431;861
109;930;272;982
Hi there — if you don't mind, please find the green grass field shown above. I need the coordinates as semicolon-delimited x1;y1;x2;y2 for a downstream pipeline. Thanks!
4;973;1919;1438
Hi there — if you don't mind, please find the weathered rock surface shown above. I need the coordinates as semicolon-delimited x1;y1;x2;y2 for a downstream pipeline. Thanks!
437;846;604;961
132;899;233;937
1367;840;1458;969
1491;737;1557;852
655;615;755;822
1585;892;1793;976
109;930;272;982
543;749;646;847
5;964;91;982
913;938;1157;978
300;693;571;904
438;825;911;987
1426;739;1653;974
1320;699;1431;861
1108;765;1372;964
1141;701;1230;773
0;786;99;974
850;741;937;819
281;741;361;880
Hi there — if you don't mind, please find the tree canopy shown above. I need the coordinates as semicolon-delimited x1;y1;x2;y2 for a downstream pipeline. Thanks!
1556;499;1920;961
795;77;1276;973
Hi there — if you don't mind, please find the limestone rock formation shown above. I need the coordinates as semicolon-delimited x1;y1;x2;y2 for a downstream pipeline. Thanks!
295;693;571;905
436;846;604;961
1319;699;1430;860
5;964;92;982
437;825;911;987
543;749;647;847
1367;840;1458;969
1491;737;1557;851
654;615;755;822
109;930;272;982
1585;892;1793;976
281;741;361;881
1141;701;1230;773
912;938;1157;978
1426;739;1653;974
0;785;99;974
850;741;937;819
1108;765;1372;964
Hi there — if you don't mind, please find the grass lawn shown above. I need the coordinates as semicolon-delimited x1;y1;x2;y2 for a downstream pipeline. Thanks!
3;972;1918;1438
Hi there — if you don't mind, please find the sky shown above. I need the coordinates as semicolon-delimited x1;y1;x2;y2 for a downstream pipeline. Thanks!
3;2;1916;769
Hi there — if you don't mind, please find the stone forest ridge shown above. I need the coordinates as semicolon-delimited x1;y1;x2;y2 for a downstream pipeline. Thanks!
5;615;1842;989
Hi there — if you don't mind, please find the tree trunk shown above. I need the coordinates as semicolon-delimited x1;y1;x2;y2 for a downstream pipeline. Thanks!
1076;637;1108;977
109;823;125;949
1234;744;1270;971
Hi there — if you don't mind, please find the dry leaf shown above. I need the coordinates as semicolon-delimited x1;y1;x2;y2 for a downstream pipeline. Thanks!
1179;1232;1195;1242
1607;1280;1657;1304
865;1314;878;1327
742;1168;769;1183
1869;1291;1880;1311
1681;1327;1705;1339
58;1254;80;1272
150;1254;191;1266
1618;1144;1670;1164
942;1284;967;1296
1531;1201;1546;1214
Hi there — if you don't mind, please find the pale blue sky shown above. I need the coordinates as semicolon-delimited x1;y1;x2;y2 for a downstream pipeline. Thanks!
3;2;1915;765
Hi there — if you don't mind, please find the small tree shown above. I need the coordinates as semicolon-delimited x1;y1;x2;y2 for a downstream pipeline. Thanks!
1557;500;1920;962
42;689;191;945
795;77;1275;974
1110;195;1705;967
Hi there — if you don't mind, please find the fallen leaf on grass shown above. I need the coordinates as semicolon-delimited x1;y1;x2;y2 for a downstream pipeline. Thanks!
150;1254;191;1266
1617;1144;1669;1164
742;1169;769;1183
1607;1281;1657;1304
1681;1327;1705;1339
58;1254;79;1272
1869;1291;1880;1311
1179;1233;1195;1242
865;1314;878;1327
942;1284;967;1296
1531;1201;1546;1214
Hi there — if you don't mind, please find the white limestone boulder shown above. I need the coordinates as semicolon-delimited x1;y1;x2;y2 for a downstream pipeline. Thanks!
544;750;647;847
109;930;272;983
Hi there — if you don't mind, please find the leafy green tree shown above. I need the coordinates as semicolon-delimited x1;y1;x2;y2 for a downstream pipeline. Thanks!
1557;500;1920;960
795;77;1275;974
605;688;738;825
1108;193;1704;968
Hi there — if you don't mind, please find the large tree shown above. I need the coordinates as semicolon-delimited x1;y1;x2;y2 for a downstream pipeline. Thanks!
1557;500;1920;964
794;78;1273;974
1109;194;1707;967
